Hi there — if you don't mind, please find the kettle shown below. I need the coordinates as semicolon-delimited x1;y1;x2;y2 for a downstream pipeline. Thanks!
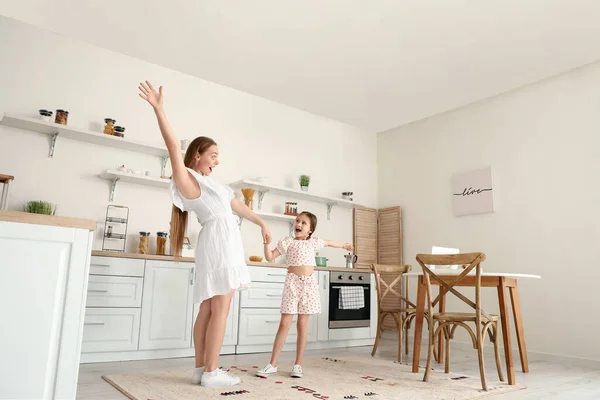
344;252;358;268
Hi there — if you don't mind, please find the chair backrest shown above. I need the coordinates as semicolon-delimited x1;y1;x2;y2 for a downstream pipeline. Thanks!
370;263;415;311
415;252;490;321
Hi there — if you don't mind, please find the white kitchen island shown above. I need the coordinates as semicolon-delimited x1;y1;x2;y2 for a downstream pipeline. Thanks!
0;211;96;400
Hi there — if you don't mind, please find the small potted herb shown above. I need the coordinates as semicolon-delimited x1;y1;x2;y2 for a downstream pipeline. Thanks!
299;175;310;191
24;200;57;215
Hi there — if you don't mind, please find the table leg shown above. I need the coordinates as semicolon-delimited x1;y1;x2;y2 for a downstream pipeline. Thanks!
412;277;426;373
498;277;515;385
509;282;529;373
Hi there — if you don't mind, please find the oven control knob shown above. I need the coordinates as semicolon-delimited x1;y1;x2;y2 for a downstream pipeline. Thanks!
338;275;343;280
359;276;364;281
348;275;353;280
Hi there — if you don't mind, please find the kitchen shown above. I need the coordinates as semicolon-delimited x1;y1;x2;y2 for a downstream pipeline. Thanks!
0;15;387;399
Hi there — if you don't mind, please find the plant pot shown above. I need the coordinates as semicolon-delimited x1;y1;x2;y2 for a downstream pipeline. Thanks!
301;186;308;192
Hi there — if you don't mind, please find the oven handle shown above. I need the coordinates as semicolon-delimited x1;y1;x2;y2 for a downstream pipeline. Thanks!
331;286;368;290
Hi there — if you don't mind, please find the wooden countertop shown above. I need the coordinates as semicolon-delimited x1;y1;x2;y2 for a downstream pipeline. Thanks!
91;250;372;273
0;210;97;231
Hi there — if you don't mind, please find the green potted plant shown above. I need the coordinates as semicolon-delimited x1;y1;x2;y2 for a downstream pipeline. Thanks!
299;174;310;191
24;200;57;215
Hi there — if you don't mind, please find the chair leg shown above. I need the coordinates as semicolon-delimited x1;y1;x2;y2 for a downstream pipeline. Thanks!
477;331;488;391
444;325;451;374
397;314;404;363
423;318;436;383
492;323;505;382
371;313;383;357
404;321;410;355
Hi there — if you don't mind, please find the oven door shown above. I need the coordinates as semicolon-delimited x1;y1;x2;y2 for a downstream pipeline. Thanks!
328;283;370;328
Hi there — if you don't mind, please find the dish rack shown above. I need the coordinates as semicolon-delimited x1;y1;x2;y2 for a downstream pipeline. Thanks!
102;204;129;252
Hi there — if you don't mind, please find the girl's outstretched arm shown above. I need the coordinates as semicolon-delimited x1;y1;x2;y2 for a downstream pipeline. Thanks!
324;240;354;251
138;80;199;199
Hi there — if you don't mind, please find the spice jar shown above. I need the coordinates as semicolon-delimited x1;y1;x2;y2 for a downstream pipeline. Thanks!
103;118;115;135
55;109;69;125
114;125;125;138
39;109;53;122
138;231;150;254
156;231;168;256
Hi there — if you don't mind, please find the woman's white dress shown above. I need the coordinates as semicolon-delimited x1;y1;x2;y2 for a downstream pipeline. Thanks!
171;167;250;303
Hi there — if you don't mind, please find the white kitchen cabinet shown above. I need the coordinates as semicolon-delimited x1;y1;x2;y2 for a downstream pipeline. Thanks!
81;308;141;353
192;291;239;349
0;213;95;400
138;260;195;350
86;275;144;308
317;271;330;341
240;281;284;308
89;256;145;277
238;308;317;345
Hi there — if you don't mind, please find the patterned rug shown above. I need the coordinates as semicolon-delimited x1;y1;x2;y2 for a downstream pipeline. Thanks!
102;355;525;399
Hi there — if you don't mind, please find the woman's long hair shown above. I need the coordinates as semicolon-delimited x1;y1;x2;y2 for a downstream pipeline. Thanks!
170;136;217;256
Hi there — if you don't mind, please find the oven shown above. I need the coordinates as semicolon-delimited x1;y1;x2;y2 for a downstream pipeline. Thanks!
328;271;371;329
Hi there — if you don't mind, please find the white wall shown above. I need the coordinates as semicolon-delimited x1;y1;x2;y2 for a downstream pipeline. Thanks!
0;16;377;265
378;62;600;361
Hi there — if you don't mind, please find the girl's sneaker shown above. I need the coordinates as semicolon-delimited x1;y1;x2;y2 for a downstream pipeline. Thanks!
256;363;278;377
291;365;303;378
200;368;241;387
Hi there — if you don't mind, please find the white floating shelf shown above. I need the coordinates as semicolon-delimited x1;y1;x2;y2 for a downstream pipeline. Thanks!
230;179;364;219
254;211;296;222
99;169;171;202
239;211;296;236
1;113;170;158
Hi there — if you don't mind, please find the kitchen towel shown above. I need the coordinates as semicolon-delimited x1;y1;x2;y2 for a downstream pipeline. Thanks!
339;286;365;310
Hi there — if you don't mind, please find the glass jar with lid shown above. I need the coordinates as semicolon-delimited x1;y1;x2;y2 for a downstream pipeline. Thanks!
156;231;168;256
138;231;150;254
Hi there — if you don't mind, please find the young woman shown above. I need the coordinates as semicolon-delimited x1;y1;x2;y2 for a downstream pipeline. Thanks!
139;81;271;387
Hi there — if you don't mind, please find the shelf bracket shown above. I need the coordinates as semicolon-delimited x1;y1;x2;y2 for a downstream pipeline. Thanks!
326;203;334;220
49;132;59;158
109;178;120;202
288;222;294;237
161;156;169;177
257;190;268;210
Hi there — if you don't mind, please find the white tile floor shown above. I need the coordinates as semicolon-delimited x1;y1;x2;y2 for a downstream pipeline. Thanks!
77;338;600;399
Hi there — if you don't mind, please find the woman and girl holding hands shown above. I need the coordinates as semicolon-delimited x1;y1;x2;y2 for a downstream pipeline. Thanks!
138;81;353;387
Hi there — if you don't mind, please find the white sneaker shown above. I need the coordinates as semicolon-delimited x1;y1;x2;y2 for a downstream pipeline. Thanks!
291;365;303;378
256;363;278;377
200;368;241;387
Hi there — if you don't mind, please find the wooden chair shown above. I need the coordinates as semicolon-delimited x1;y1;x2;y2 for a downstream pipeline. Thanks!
370;263;420;362
416;252;504;391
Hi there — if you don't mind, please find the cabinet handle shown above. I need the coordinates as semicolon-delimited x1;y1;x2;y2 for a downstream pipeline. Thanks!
265;320;280;324
88;289;108;293
267;273;286;277
91;264;110;268
266;294;282;297
84;322;105;326
323;274;327;290
189;268;195;285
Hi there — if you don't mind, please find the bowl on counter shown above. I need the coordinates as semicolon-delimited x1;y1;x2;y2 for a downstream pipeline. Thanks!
315;256;327;267
249;256;263;262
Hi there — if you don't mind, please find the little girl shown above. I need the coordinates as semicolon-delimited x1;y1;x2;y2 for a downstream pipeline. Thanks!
256;211;353;378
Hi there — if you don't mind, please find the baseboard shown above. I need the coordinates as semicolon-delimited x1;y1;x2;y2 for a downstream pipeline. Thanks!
424;340;600;369
236;339;374;355
80;346;236;363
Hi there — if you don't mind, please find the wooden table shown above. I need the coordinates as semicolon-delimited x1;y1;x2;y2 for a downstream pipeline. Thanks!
406;271;541;385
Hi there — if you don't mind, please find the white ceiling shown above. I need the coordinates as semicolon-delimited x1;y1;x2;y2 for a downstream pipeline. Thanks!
3;1;600;133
